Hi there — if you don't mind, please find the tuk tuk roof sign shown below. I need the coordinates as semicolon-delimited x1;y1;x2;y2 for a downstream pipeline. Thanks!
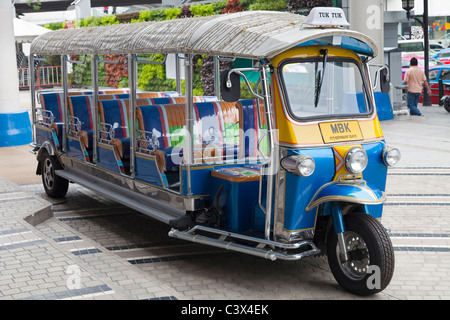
30;11;376;59
304;7;350;27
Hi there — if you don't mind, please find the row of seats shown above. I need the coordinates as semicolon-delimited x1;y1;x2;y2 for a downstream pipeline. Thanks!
37;90;215;124
37;90;266;174
36;90;183;165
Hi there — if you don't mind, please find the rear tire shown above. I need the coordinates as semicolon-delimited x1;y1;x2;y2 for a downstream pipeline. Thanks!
327;212;395;296
41;152;69;198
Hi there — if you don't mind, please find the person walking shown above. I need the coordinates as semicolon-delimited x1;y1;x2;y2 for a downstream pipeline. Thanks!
404;57;431;117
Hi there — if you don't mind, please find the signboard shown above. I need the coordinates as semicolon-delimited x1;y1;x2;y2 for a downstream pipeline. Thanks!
304;7;350;27
319;121;363;143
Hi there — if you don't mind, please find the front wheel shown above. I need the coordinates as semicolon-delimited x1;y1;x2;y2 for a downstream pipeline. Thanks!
327;212;395;296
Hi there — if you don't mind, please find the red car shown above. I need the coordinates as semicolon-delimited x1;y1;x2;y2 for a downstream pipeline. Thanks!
418;65;450;105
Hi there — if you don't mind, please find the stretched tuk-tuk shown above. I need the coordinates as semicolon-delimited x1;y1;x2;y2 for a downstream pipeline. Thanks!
29;8;400;296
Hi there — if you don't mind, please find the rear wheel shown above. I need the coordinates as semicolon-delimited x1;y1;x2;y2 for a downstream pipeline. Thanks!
41;152;69;198
327;212;394;296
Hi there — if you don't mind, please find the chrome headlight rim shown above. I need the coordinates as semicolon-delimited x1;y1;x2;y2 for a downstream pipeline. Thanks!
382;146;401;167
281;154;315;177
344;147;368;174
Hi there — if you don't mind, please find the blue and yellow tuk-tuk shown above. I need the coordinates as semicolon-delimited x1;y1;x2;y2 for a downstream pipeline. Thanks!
29;8;400;295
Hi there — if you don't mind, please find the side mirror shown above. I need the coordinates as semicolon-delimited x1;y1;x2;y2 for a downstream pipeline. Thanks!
220;70;240;102
380;68;390;94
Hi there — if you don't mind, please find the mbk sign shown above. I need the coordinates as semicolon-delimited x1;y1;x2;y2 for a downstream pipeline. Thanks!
331;122;352;134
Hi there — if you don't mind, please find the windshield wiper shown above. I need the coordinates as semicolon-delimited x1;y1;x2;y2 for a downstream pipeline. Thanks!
314;49;328;108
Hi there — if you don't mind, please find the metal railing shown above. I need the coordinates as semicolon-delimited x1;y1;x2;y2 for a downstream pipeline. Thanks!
37;66;62;87
18;67;30;88
17;66;63;89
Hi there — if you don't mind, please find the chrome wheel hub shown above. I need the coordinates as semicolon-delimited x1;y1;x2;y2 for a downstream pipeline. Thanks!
336;231;370;281
43;159;54;189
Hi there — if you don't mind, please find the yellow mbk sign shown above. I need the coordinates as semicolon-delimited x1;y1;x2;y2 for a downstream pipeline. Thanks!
319;121;363;143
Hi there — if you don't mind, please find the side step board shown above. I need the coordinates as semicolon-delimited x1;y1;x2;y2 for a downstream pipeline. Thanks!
56;168;189;227
169;225;321;261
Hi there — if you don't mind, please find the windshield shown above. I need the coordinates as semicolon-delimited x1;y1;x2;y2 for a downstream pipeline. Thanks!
281;58;371;120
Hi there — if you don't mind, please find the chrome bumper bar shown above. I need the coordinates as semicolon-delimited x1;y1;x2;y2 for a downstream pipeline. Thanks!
168;225;320;261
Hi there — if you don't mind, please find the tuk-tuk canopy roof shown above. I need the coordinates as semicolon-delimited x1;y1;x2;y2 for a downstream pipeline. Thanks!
30;11;378;59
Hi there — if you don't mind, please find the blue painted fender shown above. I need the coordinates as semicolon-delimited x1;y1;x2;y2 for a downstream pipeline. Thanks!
305;179;386;212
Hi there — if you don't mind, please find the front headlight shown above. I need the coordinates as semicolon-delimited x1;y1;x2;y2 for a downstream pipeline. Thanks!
345;147;368;174
281;155;315;177
382;146;401;166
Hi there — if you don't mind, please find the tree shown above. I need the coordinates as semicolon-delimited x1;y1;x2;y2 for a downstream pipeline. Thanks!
104;55;127;88
27;0;41;11
287;0;333;13
248;0;287;11
222;0;245;14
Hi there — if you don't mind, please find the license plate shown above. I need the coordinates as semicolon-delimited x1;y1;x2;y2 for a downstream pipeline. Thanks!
319;121;363;143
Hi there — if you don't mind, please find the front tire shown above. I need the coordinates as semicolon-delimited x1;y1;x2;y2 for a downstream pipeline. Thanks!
41;152;69;198
327;212;394;296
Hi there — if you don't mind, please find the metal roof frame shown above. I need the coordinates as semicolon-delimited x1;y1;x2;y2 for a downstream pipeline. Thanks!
30;11;378;59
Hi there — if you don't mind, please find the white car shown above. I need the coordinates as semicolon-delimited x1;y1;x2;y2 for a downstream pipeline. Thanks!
430;43;445;52
430;33;450;48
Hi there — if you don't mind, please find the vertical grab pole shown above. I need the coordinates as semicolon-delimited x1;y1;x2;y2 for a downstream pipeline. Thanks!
91;55;99;163
213;56;220;98
29;55;36;144
261;64;276;241
61;55;68;153
175;54;182;96
184;54;194;196
129;54;137;177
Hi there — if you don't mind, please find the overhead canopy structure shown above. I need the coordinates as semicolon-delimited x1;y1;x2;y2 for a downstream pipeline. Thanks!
14;18;51;43
30;11;378;59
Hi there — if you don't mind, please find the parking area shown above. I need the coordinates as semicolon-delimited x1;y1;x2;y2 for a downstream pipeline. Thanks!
1;94;450;301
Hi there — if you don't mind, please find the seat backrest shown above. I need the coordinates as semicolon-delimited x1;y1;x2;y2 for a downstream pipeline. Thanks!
214;101;239;144
194;96;218;102
136;98;154;106
98;99;130;139
67;91;93;96
99;89;129;94
67;91;83;96
193;102;225;145
38;92;64;122
237;99;261;158
68;95;94;131
160;104;186;148
163;91;179;97
148;97;185;105
138;92;167;98
115;93;129;99
99;94;121;100
136;105;174;150
137;101;242;163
